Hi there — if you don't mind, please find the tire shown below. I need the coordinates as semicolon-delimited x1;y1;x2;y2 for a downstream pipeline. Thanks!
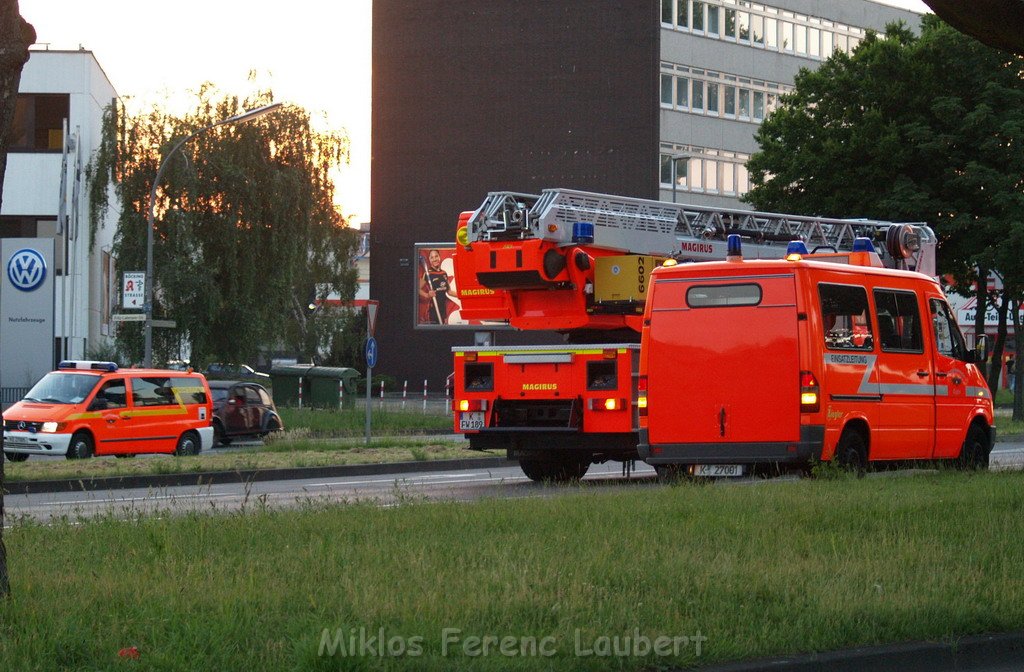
174;430;201;457
214;422;231;446
519;458;590;483
834;429;867;476
957;424;990;470
4;452;29;463
259;418;281;439
66;432;94;460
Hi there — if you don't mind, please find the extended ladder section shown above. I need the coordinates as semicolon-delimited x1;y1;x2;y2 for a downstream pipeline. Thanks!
466;188;937;275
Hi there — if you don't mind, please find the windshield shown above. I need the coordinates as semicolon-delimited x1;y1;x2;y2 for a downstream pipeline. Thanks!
23;372;102;405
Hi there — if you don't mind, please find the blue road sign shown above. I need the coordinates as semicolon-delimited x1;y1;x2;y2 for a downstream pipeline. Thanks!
365;336;378;368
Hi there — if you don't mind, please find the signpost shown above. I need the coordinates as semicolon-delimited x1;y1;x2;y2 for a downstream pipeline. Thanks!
122;272;144;310
365;335;378;444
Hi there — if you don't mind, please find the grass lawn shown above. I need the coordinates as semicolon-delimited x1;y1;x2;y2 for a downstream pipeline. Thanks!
277;406;454;436
2;471;1024;670
2;438;480;483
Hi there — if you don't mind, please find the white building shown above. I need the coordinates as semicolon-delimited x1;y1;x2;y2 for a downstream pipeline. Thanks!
2;49;119;373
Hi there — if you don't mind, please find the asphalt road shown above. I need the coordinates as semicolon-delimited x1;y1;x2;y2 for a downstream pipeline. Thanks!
7;443;1024;524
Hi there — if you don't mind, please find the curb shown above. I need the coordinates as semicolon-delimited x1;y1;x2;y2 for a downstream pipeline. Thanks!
689;630;1024;672
2;456;508;496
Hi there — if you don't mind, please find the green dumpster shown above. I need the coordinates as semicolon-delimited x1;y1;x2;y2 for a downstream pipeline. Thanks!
270;365;360;408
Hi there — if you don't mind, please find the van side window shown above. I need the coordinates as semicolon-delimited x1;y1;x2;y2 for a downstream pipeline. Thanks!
169;377;208;404
873;289;923;353
686;283;762;307
95;379;128;409
931;299;968;360
819;284;873;351
131;376;174;407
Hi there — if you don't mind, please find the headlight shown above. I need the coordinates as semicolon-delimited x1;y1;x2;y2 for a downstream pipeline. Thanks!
41;422;60;433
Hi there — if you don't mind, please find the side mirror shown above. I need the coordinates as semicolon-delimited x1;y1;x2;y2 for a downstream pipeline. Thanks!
974;334;990;364
88;397;109;411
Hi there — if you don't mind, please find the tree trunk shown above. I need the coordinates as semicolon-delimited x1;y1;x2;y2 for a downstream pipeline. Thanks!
1012;299;1023;422
987;291;1010;393
0;0;36;600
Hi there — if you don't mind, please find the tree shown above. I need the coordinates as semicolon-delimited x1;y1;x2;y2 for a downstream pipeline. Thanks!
745;17;1024;393
90;86;360;366
922;0;1024;56
0;0;36;600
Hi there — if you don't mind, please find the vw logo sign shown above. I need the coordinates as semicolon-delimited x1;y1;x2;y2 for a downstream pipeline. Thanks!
7;248;46;292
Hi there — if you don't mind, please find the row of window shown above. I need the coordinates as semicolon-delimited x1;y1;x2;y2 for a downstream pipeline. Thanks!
660;147;751;197
661;0;866;60
820;284;965;359
95;376;208;408
660;63;791;122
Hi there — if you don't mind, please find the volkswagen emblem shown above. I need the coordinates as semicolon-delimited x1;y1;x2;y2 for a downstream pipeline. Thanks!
7;248;46;292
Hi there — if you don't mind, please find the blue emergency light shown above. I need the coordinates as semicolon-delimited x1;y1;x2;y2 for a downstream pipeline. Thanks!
726;234;742;257
786;240;809;255
852;237;876;253
572;221;595;244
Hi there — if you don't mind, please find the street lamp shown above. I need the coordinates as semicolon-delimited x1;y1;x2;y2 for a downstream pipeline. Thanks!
143;102;283;367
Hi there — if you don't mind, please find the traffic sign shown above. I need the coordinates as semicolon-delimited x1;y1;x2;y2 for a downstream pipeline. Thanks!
122;272;144;309
365;336;378;368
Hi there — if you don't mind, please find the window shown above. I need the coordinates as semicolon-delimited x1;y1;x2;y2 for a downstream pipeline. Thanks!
661;74;673;105
796;24;808;53
753;91;765;120
706;83;719;114
704;158;718;191
11;94;69;151
835;33;849;53
677;0;689;28
724;86;736;115
752;15;765;45
692;1;705;31
809;27;820;57
738;11;750;40
707;5;720;35
170;377;208;404
131;376;174;407
690;158;703;190
692;79;704;111
722;162;735;194
739;88;750;118
95;379;128;409
675;158;688;188
725;8;737;38
819;284;873;351
688;284;763;307
676;76;689;107
662;0;673;24
765;17;778;47
931;299;968;360
782;21;793;50
660;154;673;184
874;290;923;352
822;30;834;55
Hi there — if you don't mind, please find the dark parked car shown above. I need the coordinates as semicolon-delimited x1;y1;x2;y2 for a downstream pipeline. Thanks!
209;381;283;445
205;363;270;380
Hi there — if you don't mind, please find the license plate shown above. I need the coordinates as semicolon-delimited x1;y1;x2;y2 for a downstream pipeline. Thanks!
459;412;485;431
694;464;744;477
3;435;31;446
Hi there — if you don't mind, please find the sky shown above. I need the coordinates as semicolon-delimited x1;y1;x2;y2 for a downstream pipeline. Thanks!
19;0;931;227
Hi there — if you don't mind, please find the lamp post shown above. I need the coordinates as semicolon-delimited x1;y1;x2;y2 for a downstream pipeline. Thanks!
143;102;282;367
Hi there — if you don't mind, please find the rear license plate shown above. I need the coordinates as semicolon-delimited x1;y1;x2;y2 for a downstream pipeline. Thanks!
459;412;485;431
694;464;744;477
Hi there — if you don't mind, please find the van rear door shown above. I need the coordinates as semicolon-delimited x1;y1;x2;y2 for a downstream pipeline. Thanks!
646;272;800;445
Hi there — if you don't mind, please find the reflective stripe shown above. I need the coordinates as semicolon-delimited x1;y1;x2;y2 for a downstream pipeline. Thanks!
824;353;945;398
122;407;189;419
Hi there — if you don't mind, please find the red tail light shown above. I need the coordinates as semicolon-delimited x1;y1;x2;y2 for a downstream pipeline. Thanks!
800;371;820;413
637;375;648;416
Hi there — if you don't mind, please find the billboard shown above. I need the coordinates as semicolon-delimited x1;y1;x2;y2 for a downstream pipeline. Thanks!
1;238;55;401
412;244;509;330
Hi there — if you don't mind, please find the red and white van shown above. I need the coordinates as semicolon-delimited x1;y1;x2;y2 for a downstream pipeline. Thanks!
2;361;214;461
638;237;994;476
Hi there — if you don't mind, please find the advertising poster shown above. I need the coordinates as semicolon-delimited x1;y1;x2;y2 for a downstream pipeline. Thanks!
413;244;509;330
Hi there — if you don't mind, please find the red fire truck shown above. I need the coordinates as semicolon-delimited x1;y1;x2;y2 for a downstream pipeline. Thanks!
449;188;937;481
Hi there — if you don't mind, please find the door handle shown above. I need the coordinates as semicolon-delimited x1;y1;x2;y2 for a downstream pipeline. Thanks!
935;371;948;378
916;370;930;378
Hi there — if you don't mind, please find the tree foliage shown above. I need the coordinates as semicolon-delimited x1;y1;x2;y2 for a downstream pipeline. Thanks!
90;86;360;366
744;17;1024;402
